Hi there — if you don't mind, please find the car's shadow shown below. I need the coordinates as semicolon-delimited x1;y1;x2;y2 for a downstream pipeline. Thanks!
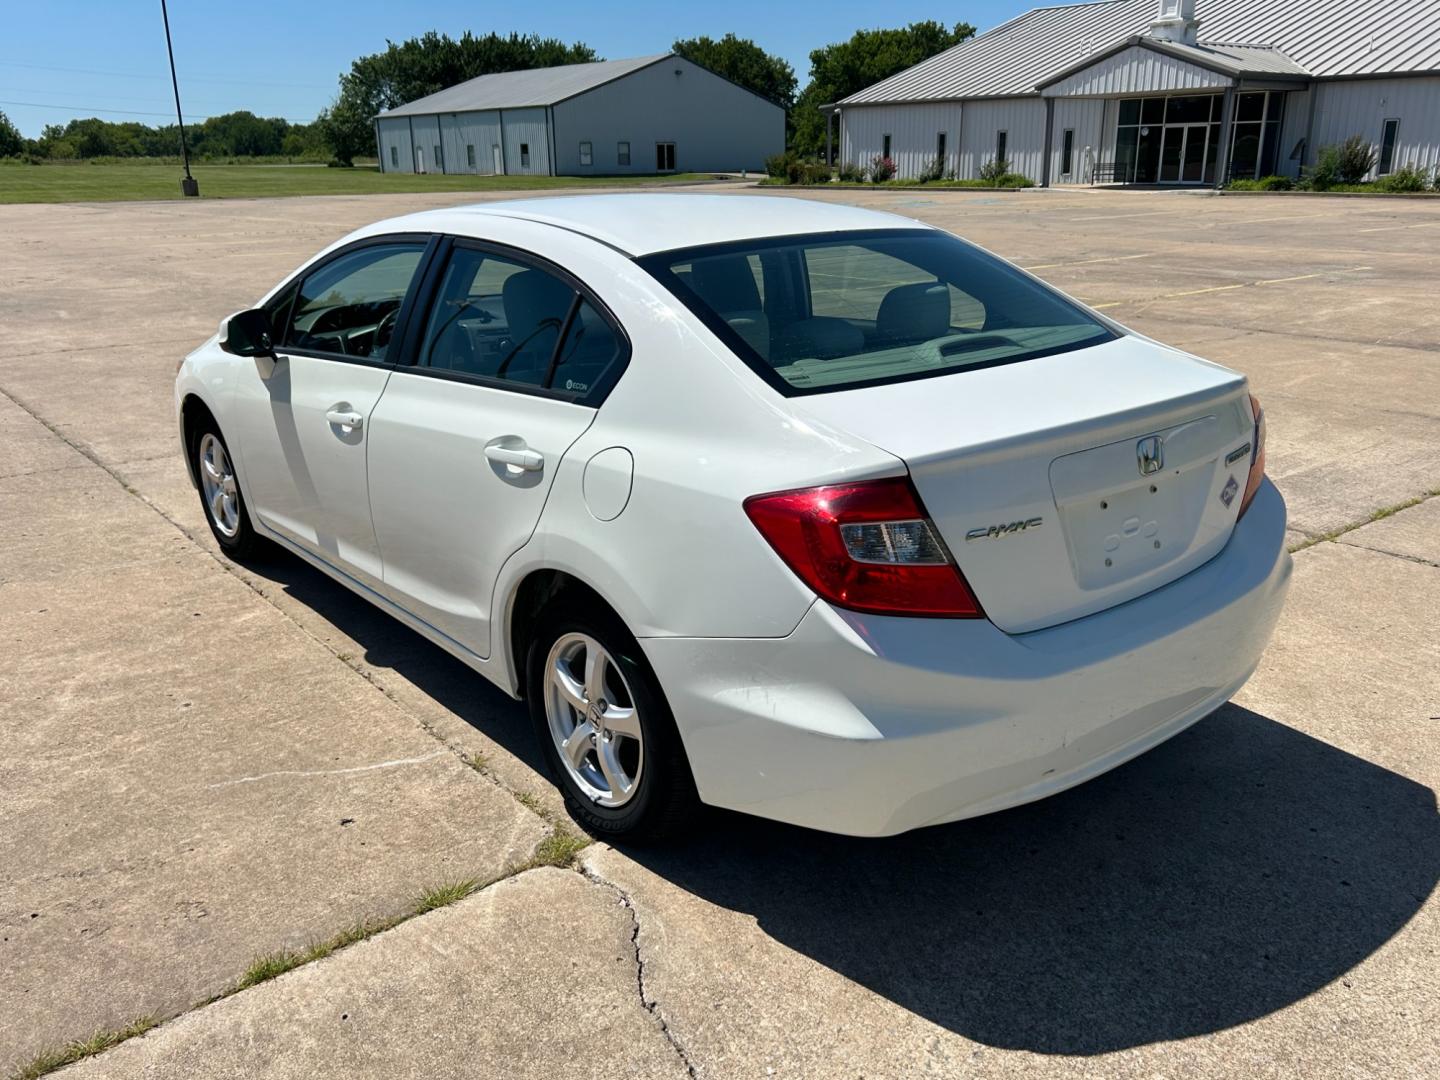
249;546;1439;1055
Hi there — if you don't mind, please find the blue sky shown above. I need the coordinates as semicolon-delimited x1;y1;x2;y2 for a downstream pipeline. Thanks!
2;0;1036;137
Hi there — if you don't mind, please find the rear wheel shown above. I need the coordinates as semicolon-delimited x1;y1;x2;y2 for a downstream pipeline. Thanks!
527;604;698;841
192;422;261;559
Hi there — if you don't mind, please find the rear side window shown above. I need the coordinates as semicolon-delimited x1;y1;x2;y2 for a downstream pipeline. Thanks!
639;229;1115;396
287;243;426;360
416;245;624;399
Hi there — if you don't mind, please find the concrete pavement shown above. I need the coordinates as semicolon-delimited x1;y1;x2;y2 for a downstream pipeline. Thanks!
0;185;1436;1078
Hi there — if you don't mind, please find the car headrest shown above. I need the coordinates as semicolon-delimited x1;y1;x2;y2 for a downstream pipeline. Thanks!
502;269;574;341
875;282;951;345
689;255;761;315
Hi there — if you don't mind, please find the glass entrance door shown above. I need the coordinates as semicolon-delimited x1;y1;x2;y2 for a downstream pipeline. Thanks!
1158;124;1209;183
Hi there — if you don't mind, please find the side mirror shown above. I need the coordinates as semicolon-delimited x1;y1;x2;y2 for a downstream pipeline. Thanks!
219;309;277;358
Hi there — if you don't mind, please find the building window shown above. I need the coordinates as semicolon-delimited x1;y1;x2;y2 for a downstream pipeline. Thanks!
390;145;398;168
466;144;476;168
882;134;892;159
520;143;530;168
1379;119;1399;175
579;141;593;166
1062;128;1074;175
936;131;946;164
996;130;1008;165
617;141;630;166
656;142;675;171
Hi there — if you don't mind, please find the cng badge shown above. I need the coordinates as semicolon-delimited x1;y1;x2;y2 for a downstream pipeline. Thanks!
966;517;1043;542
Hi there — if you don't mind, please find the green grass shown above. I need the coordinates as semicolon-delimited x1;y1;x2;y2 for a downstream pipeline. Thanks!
0;161;721;204
414;878;481;914
9;1016;157;1080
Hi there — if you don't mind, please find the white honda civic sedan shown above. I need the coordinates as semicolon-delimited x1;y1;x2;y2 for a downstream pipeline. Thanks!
176;194;1290;840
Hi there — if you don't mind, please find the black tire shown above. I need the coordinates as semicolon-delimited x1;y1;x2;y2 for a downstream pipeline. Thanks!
527;602;700;842
189;417;262;560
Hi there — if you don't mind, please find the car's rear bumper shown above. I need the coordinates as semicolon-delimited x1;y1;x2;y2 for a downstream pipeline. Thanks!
641;478;1292;837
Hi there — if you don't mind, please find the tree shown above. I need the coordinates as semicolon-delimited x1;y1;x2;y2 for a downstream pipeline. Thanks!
319;30;600;163
0;110;23;157
672;34;796;110
792;21;976;156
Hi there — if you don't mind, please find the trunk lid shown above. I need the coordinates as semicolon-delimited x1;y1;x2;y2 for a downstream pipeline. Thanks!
794;335;1255;633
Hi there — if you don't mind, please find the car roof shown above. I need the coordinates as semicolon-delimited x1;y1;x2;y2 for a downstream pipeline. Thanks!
367;194;935;257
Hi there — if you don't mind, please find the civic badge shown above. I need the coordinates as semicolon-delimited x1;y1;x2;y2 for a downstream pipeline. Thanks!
1136;435;1164;476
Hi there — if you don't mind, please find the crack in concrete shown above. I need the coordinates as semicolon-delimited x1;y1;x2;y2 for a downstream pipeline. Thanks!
206;750;449;788
1333;538;1440;570
582;863;700;1079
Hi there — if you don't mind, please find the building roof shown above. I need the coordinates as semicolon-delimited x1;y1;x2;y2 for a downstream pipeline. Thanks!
840;0;1440;105
378;54;671;118
367;195;932;256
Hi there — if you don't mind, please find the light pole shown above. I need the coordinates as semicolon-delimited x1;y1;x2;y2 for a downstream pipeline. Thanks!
160;0;198;196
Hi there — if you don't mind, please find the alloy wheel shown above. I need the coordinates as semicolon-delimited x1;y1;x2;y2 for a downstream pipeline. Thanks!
198;433;240;538
543;632;644;807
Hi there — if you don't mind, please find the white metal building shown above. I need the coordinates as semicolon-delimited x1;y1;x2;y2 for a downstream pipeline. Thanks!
829;0;1440;185
375;54;784;176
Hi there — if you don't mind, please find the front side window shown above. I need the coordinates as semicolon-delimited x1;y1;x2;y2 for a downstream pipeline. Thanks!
579;141;593;166
286;242;426;360
640;230;1115;396
416;246;623;398
617;141;630;166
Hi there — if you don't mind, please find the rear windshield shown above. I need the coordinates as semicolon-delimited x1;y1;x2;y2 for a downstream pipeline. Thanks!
638;228;1116;396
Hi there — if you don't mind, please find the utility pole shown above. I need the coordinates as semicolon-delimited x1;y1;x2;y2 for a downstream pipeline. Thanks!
160;0;198;196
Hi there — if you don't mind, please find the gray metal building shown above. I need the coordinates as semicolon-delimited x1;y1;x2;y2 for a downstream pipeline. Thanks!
829;0;1440;185
375;54;784;176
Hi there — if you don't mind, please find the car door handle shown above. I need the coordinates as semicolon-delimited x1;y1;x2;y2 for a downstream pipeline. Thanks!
484;444;544;471
325;408;364;429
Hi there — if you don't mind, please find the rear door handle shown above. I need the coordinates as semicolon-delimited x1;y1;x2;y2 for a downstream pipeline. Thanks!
484;444;544;472
325;408;364;430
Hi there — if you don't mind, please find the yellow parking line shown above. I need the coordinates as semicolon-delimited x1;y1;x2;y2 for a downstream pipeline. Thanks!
1089;265;1370;309
1023;253;1157;271
1356;220;1440;233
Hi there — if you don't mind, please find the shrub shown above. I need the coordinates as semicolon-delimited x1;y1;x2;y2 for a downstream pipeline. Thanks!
799;159;831;184
916;155;945;183
1375;164;1430;192
978;157;1009;184
764;151;796;180
1229;174;1293;191
1306;136;1377;189
838;161;864;183
868;154;896;183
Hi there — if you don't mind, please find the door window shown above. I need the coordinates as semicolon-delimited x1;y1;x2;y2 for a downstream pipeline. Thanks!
416;245;626;399
286;242;426;360
579;141;593;166
1062;129;1074;175
656;142;675;171
466;144;476;168
520;143;531;168
996;130;1008;165
617;141;630;166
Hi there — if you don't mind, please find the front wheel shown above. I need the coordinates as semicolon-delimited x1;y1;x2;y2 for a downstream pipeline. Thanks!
527;606;699;841
192;422;261;559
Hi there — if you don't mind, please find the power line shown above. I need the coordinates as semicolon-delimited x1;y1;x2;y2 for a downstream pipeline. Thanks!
0;57;334;90
0;98;317;123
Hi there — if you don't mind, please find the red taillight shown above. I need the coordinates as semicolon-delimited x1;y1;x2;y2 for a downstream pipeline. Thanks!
743;477;983;618
1238;392;1266;519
